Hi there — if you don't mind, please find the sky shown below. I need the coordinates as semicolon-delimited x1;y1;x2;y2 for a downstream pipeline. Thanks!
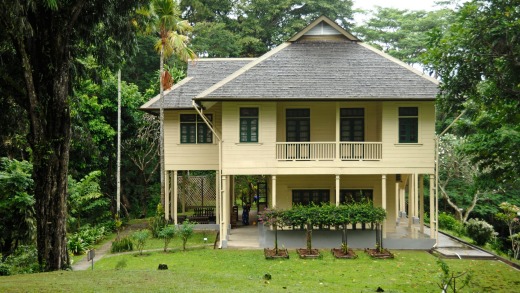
353;0;443;12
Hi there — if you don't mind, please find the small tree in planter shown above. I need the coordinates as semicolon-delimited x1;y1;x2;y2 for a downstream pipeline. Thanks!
258;208;288;258
328;204;357;258
284;204;322;258
357;202;390;258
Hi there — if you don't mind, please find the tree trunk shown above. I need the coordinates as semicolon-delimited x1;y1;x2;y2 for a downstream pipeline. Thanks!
11;12;71;271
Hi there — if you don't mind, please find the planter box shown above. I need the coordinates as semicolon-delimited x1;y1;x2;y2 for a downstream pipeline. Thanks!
364;248;394;259
296;248;321;259
264;248;289;259
331;248;358;259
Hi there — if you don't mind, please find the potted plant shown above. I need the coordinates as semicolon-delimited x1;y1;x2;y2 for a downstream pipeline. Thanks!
285;204;321;259
361;203;393;259
258;208;289;259
329;204;357;259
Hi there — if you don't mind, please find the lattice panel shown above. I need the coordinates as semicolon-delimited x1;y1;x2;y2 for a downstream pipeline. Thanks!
178;176;216;208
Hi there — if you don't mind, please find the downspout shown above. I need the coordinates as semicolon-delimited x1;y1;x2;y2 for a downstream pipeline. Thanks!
434;110;466;247
192;100;224;248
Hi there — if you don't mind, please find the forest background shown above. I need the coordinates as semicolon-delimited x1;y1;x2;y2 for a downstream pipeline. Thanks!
0;0;518;271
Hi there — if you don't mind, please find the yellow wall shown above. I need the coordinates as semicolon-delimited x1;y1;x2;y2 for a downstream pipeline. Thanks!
164;105;220;171
271;174;397;232
164;100;435;176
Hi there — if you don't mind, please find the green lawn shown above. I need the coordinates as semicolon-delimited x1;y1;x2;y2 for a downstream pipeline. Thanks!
1;249;518;292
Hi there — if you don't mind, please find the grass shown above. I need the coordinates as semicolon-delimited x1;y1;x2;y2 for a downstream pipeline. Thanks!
1;249;518;292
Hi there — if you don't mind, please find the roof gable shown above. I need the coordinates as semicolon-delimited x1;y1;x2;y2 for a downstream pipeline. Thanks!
289;16;359;42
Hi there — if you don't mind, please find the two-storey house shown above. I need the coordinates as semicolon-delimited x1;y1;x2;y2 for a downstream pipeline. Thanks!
141;16;439;248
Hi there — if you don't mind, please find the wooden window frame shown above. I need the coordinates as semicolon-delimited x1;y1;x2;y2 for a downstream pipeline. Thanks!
180;114;213;144
398;107;418;143
239;107;259;143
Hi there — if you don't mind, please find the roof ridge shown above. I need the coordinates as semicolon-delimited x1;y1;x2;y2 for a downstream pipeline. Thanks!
196;42;292;99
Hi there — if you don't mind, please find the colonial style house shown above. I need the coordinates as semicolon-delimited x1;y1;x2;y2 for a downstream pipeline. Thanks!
141;16;439;248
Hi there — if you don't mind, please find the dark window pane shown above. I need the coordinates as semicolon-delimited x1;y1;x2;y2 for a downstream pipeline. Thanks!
399;107;418;116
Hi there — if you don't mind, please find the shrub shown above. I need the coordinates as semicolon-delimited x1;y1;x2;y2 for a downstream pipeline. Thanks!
465;218;496;246
0;245;39;275
149;203;167;238
177;220;196;251
158;225;176;252
111;236;134;253
132;229;150;255
439;212;460;231
67;225;108;255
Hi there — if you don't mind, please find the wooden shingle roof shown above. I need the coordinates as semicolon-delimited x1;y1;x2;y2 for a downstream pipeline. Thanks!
141;16;438;111
195;40;438;101
140;58;253;110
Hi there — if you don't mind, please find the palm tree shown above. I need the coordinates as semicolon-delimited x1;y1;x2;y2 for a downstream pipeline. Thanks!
138;0;196;209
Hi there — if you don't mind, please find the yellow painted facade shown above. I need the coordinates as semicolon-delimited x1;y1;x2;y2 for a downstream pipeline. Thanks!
164;100;435;175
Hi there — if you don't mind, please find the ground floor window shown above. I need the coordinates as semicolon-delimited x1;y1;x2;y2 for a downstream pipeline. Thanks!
340;189;373;204
292;189;330;206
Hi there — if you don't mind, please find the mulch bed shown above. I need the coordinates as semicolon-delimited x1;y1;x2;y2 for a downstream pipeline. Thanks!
364;248;394;259
331;248;358;259
296;248;321;259
264;248;289;259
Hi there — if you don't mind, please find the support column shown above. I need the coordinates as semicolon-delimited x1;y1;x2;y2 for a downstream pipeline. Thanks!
335;175;340;206
414;173;419;221
429;174;435;238
335;104;340;160
408;174;414;227
419;174;424;233
216;171;220;226
221;175;228;247
173;171;178;225
400;187;406;214
271;175;277;208
395;182;399;221
164;170;170;220
381;174;387;237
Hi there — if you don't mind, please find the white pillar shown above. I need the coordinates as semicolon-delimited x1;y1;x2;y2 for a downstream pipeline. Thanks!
216;171;220;225
395;182;399;220
335;175;340;206
400;185;405;214
414;173;419;219
419;174;424;233
272;175;277;208
164;170;170;220
408;174;413;227
221;175;228;247
173;170;178;225
429;174;435;238
382;174;387;237
224;175;230;239
335;104;340;160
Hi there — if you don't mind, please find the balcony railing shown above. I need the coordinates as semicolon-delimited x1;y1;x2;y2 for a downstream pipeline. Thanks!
276;142;382;161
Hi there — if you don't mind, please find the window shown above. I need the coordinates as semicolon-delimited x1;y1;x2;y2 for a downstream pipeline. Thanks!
239;108;258;142
340;189;373;204
292;189;330;206
286;108;310;142
180;114;212;144
341;108;364;141
398;107;418;143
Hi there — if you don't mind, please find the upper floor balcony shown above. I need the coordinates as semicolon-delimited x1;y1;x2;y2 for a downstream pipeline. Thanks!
275;142;383;161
